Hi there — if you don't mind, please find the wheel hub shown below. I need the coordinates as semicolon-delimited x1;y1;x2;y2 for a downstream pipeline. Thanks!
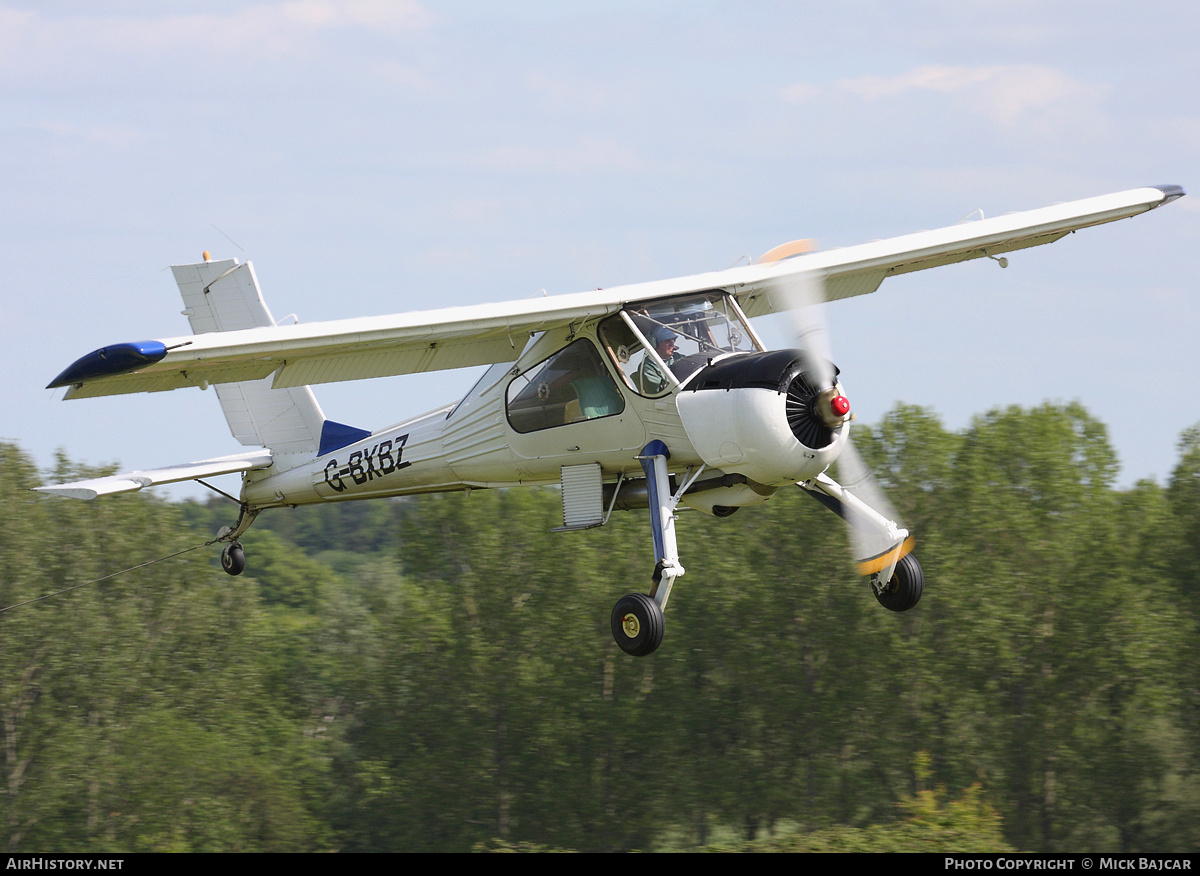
621;613;640;638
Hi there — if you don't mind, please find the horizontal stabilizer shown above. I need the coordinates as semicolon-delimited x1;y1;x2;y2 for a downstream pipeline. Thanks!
34;450;273;500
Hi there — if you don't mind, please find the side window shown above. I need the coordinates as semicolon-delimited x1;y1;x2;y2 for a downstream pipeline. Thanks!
506;339;626;433
598;314;673;397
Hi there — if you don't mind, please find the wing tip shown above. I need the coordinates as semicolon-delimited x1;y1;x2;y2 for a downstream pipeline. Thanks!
47;340;168;389
33;484;102;500
1150;184;1186;205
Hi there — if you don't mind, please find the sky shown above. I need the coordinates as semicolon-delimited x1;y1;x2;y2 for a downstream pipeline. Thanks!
3;0;1198;507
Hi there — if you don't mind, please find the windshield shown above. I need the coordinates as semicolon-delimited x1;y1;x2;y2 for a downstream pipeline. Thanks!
599;291;759;396
632;292;758;358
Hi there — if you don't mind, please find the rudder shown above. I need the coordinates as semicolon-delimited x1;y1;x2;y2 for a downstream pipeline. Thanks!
171;257;327;461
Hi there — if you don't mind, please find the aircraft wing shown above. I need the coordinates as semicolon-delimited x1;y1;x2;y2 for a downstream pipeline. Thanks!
735;184;1185;317
33;450;274;500
48;185;1182;399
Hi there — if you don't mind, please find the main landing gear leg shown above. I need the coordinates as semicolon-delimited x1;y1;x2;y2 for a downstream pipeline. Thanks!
215;504;261;577
610;442;705;657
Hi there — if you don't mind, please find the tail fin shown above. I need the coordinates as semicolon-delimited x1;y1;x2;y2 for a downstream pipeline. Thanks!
171;257;358;462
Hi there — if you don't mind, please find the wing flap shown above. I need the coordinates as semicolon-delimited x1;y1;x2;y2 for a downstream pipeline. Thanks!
823;269;888;303
34;450;274;500
883;230;1070;277
61;359;282;399
272;332;523;388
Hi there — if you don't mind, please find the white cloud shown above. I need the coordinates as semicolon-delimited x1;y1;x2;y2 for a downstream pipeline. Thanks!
1158;117;1200;151
523;72;607;110
778;82;819;105
373;58;434;92
279;0;434;32
0;1;433;64
476;138;642;174
0;6;32;32
835;64;1104;126
15;118;142;147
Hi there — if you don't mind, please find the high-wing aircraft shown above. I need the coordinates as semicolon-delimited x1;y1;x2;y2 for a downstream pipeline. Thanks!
41;185;1185;655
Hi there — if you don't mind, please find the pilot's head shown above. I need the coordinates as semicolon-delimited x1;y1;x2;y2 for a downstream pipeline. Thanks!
651;326;678;358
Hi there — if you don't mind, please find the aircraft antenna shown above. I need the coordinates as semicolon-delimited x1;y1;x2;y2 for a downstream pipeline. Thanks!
211;223;248;259
0;538;221;615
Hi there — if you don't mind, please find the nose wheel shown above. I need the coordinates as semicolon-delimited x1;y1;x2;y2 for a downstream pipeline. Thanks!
873;553;923;612
611;592;665;657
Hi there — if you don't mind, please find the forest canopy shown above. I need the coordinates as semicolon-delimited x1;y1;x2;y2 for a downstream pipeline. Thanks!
2;402;1198;853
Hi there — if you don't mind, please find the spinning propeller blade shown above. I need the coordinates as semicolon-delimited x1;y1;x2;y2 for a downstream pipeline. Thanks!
771;268;836;392
831;440;913;576
768;265;913;578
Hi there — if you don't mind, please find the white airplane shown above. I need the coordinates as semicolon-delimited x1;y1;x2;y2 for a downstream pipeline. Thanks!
41;185;1185;655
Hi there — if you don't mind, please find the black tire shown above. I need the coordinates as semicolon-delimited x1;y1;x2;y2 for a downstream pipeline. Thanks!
874;553;923;612
221;543;246;576
611;592;665;656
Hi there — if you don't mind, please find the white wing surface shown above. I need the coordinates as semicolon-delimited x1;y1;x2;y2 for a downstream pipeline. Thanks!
737;184;1183;316
33;450;274;500
49;186;1182;399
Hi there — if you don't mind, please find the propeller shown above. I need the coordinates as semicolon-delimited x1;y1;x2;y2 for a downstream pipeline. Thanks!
775;268;837;392
829;438;913;578
761;256;915;584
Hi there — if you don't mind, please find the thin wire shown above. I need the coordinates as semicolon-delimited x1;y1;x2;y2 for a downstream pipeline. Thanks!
0;539;219;614
210;224;247;260
195;478;241;505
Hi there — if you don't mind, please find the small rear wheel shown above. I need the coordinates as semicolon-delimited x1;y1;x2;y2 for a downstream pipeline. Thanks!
874;553;923;612
611;592;665;656
221;542;246;576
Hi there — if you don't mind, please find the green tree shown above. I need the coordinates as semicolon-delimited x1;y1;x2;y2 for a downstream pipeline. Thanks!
0;446;331;851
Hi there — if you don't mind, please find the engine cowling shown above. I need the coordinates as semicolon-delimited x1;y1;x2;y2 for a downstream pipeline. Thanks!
675;350;849;486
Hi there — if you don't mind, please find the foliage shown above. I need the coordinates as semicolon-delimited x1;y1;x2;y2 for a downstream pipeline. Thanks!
713;776;1013;852
3;402;1199;851
0;448;331;851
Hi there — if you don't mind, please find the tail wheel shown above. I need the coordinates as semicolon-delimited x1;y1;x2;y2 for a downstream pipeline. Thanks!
874;553;923;612
611;592;665;657
221;542;246;576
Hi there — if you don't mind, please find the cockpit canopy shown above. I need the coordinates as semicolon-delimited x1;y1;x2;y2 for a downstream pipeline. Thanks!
599;291;761;397
500;291;761;434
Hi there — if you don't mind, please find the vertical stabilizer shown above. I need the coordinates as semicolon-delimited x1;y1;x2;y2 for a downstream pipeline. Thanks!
171;258;326;458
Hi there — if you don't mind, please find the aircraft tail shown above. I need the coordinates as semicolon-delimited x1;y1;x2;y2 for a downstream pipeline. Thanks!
171;257;368;464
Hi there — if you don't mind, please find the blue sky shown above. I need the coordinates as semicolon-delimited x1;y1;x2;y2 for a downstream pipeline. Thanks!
4;1;1198;502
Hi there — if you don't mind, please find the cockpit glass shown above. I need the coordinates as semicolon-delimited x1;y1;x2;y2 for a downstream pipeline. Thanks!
599;292;759;396
505;339;625;433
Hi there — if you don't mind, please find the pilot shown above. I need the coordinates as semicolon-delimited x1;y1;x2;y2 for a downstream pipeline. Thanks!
637;326;680;394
